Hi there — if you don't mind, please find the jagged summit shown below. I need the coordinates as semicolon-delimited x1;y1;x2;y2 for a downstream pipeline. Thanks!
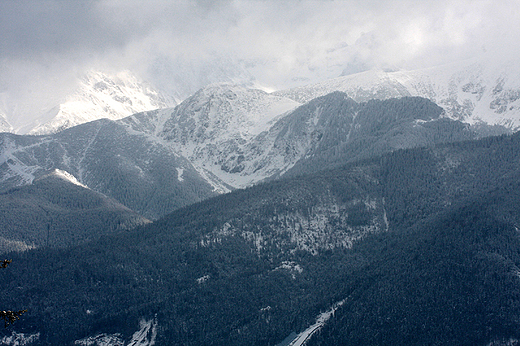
153;83;301;191
161;83;301;147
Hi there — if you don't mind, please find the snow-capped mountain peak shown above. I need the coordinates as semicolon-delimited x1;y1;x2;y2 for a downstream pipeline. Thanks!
151;83;301;191
161;83;300;146
22;70;175;135
160;83;300;155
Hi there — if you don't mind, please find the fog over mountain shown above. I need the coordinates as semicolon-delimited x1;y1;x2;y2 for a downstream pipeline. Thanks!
1;0;519;131
3;2;520;345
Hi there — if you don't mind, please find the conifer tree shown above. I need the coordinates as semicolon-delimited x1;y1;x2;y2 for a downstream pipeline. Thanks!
1;259;27;327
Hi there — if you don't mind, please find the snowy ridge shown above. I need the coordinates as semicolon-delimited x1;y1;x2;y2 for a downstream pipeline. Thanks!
393;57;520;127
275;69;412;104
37;168;88;188
276;56;520;129
23;70;174;135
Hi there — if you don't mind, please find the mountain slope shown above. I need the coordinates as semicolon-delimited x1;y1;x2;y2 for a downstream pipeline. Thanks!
0;160;385;346
3;132;520;345
0;169;149;254
271;93;475;178
0;118;217;219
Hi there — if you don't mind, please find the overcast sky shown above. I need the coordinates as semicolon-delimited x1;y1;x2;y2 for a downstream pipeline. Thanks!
1;0;519;122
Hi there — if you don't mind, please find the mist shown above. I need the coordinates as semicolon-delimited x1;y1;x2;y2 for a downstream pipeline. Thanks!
1;0;519;126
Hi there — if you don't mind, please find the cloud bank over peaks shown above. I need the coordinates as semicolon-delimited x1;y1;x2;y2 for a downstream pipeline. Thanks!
1;0;519;128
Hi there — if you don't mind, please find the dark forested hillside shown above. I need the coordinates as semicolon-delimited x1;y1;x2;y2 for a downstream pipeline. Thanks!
0;162;384;345
310;176;520;346
2;131;520;345
281;94;477;178
0;170;148;253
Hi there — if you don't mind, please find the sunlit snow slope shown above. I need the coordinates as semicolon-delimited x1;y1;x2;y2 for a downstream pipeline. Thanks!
19;70;174;135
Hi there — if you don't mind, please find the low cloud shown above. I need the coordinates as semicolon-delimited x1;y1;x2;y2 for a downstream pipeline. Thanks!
1;0;519;124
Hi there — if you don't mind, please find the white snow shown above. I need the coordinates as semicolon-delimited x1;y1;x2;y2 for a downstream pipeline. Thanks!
285;299;347;346
196;275;210;284
74;334;125;346
43;169;88;188
18;70;174;135
127;318;157;346
0;236;36;253
276;261;303;274
0;111;13;133
176;167;184;182
0;332;40;346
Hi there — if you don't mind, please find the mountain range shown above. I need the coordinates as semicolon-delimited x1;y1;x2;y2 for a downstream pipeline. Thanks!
2;55;519;137
0;87;489;220
1;56;520;345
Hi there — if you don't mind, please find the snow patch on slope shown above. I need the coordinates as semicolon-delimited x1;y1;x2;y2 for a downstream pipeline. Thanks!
127;318;157;346
74;334;124;346
176;167;184;182
39;169;88;188
0;331;40;345
201;198;387;255
0;137;48;185
0;236;36;254
284;299;347;346
74;318;157;346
